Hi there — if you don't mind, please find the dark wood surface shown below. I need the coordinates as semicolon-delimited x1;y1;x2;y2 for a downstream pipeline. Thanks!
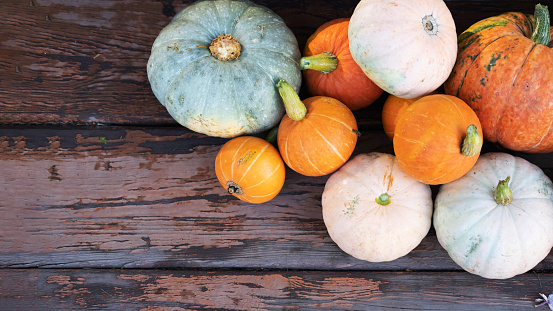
1;0;552;310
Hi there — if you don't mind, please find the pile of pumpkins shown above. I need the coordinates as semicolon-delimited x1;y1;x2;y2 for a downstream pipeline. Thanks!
147;0;553;279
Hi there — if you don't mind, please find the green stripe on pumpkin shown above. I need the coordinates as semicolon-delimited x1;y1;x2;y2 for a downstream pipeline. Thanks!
458;17;510;45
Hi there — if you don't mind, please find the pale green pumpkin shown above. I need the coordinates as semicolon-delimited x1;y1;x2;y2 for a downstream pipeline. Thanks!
434;152;553;279
147;0;301;137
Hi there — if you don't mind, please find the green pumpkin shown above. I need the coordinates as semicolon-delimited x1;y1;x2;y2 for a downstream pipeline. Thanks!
147;0;301;138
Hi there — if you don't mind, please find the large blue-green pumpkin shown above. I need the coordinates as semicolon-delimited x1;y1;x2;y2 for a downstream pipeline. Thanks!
147;0;301;137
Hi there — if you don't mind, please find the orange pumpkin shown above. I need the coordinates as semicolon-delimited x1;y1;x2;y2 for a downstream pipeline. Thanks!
301;18;383;110
382;91;439;140
215;136;285;203
276;79;359;176
393;94;483;185
444;4;553;152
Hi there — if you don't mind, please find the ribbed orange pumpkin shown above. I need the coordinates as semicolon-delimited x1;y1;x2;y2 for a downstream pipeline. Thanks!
393;94;483;185
301;18;383;110
276;79;359;176
444;4;553;152
215;136;285;203
382;91;439;140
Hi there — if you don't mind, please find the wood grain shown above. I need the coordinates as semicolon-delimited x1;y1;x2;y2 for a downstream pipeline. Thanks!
1;126;552;270
0;0;538;126
1;1;552;309
0;269;551;310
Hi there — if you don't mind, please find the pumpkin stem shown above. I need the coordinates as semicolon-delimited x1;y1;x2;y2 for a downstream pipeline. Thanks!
494;176;513;205
210;34;241;61
375;193;391;206
226;181;244;195
531;4;551;46
461;124;483;157
265;125;279;148
422;15;439;36
276;78;307;121
299;52;338;74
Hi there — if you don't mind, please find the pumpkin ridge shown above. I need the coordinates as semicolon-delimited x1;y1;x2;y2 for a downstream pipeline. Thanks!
201;62;223;123
310;123;347;163
226;64;255;132
440;95;469;125
281;133;293;171
476;209;506;276
457;17;511;45
425;158;466;184
308;112;356;131
241;162;282;190
524;120;553;152
298;134;326;176
495;42;538;144
445;203;498;250
209;0;250;36
218;144;230;182
236;143;270;185
245;185;282;200
246;47;300;66
511;199;553;237
230;136;253;182
455;34;518;97
235;20;285;36
188;16;230;43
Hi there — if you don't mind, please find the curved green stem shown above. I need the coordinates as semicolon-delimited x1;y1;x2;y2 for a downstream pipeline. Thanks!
375;193;391;206
265;125;279;148
494;176;512;205
461;124;483;157
276;78;306;122
299;52;338;74
531;4;550;46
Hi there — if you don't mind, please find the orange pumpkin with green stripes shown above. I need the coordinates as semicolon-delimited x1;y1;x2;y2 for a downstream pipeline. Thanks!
444;4;553;152
276;79;358;177
215;136;285;204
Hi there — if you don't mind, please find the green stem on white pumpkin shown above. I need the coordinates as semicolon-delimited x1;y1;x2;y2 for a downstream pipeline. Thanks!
375;193;391;206
276;78;307;121
461;124;483;157
299;52;338;74
531;4;550;46
494;176;513;205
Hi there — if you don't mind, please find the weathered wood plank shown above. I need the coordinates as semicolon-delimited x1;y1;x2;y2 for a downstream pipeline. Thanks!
0;269;551;310
0;0;538;126
1;126;552;270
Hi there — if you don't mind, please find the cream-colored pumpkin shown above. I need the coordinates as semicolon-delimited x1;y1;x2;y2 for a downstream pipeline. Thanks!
348;0;457;98
434;152;553;279
322;152;433;262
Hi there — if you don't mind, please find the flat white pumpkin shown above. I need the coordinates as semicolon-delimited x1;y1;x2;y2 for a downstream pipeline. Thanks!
434;152;553;279
322;152;433;262
348;0;457;98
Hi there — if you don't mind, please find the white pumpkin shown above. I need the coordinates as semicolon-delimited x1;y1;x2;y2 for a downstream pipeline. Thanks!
348;0;457;98
434;152;553;279
322;152;433;262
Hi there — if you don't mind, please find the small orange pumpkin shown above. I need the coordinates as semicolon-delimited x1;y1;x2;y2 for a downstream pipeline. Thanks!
276;79;359;176
393;94;483;185
382;91;438;140
301;18;383;110
215;136;285;203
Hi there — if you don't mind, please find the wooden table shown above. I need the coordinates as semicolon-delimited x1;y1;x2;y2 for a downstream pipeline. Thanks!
1;0;552;309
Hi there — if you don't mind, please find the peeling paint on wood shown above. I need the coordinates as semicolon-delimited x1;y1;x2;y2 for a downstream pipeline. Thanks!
0;1;551;309
0;269;550;310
